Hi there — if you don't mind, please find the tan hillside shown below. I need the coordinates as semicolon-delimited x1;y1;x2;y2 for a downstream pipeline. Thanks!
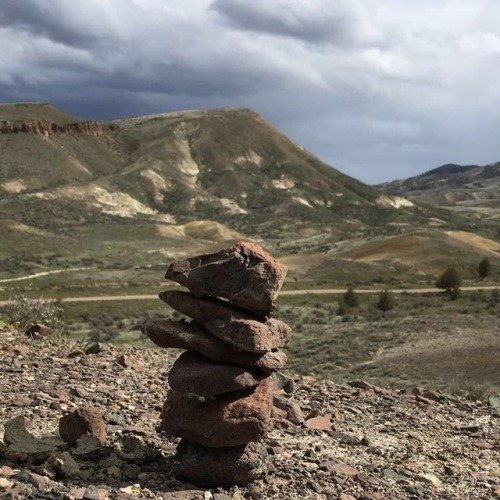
338;230;500;274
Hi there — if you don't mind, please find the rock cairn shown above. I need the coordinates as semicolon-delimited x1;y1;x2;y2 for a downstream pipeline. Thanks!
142;241;291;487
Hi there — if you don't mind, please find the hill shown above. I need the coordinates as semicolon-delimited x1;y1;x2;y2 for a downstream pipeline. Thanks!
379;162;500;233
0;102;464;285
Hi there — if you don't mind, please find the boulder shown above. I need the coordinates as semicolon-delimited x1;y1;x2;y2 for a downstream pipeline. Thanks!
176;439;268;487
142;318;287;373
168;351;262;397
159;377;273;447
165;241;287;318
159;291;292;353
3;416;65;464
25;324;50;339
58;408;107;446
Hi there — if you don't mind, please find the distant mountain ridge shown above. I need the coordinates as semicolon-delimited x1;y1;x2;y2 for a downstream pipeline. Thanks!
380;162;500;217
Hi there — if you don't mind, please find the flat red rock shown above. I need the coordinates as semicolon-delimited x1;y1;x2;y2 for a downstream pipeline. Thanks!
142;318;287;373
165;241;287;318
159;291;292;353
159;377;274;447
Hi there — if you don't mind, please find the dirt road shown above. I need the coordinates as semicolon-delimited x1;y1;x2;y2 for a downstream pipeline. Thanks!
1;286;498;307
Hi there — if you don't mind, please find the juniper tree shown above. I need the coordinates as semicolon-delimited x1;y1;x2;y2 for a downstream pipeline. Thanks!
478;257;492;279
377;288;395;315
343;285;360;308
436;267;461;300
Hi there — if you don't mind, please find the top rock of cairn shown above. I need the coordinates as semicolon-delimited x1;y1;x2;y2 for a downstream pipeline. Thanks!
165;241;287;319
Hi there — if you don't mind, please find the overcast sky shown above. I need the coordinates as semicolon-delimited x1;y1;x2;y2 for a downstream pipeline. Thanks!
1;0;500;184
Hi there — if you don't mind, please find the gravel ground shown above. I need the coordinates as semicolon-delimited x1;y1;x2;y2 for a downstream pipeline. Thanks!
0;328;499;499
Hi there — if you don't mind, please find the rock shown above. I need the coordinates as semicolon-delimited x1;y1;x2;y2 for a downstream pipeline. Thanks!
72;435;108;460
83;342;108;355
168;351;262;397
273;395;305;425
25;323;50;339
0;466;14;476
489;394;500;410
159;291;292;353
82;484;106;499
3;415;65;463
13;470;50;492
176;439;268;487
329;463;359;477
416;472;442;487
165;241;287;318
116;354;145;371
305;415;332;431
142;318;287;373
271;372;294;394
116;434;159;464
0;477;13;490
160;377;273;447
48;451;81;478
59;407;107;445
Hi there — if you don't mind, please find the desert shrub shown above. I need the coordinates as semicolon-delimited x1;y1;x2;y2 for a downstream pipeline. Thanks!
336;299;349;316
3;295;64;332
436;267;461;299
377;288;395;314
343;286;360;308
88;329;119;343
478;257;492;279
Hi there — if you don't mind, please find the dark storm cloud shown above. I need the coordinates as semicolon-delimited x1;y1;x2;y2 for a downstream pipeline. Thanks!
210;0;368;45
0;1;109;48
1;0;500;182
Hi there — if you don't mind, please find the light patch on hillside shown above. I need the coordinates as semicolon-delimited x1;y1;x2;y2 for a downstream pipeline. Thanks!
294;196;314;208
31;185;161;219
234;150;263;167
376;195;414;208
156;220;243;242
4;222;56;238
272;176;295;189
219;198;248;214
189;195;247;215
140;169;171;203
428;217;447;226
446;231;500;254
1;180;26;193
177;139;199;183
67;157;92;176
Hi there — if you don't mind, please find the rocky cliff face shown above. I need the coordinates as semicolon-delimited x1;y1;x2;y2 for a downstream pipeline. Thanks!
0;120;105;136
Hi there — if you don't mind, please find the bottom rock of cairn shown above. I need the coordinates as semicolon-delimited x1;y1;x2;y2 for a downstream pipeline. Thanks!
142;241;291;487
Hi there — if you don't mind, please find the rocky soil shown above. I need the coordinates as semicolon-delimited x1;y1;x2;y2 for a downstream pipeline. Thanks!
0;328;499;499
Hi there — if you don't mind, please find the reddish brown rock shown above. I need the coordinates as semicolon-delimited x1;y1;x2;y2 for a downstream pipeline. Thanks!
58;408;107;445
168;351;262;397
159;377;273;447
176;439;268;487
305;415;332;431
165;241;287;318
159;291;292;353
142;318;287;373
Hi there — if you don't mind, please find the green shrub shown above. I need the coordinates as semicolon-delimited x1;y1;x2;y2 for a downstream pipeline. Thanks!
343;285;360;308
436;267;461;299
377;288;395;314
3;295;64;332
478;257;492;279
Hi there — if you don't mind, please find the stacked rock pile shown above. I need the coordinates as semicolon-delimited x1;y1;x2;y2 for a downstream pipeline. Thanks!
142;241;291;487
